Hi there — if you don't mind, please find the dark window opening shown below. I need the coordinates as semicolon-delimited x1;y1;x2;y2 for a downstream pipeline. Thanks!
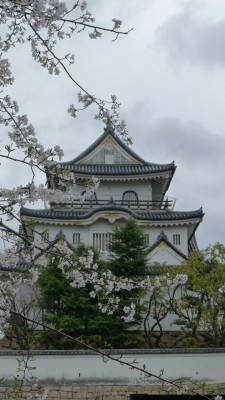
121;190;139;205
81;191;98;204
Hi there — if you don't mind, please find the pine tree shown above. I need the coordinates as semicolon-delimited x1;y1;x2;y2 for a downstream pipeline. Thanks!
108;219;148;326
37;252;100;349
108;219;148;277
36;244;141;349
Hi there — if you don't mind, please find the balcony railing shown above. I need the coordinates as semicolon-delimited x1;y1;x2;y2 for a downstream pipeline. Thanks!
52;197;176;211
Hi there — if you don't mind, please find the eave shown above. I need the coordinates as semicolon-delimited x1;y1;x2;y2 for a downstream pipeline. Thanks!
21;206;204;229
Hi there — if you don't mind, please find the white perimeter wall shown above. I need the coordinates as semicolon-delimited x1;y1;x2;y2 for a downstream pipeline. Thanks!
0;350;225;386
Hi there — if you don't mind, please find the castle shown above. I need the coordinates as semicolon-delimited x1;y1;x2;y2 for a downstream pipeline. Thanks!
21;124;204;266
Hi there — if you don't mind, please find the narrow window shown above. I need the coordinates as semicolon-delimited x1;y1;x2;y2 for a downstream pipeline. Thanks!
73;233;80;245
42;232;49;241
93;233;113;250
145;234;150;246
173;234;180;245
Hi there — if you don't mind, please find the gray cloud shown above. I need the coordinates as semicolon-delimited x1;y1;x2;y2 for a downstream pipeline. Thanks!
126;111;225;248
156;10;225;67
129;112;225;166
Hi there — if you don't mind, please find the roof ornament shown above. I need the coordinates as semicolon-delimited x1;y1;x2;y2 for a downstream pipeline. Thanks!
108;196;116;205
104;118;115;136
55;230;66;240
157;231;168;241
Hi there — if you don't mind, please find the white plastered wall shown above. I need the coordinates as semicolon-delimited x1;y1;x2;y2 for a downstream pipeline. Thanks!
71;180;152;202
147;243;185;266
33;218;190;257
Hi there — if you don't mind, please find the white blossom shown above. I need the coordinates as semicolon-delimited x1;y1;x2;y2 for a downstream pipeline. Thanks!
89;29;102;39
112;18;122;30
214;396;223;400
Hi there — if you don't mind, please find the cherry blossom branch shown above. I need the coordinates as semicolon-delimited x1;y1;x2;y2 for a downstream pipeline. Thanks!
27;20;130;142
28;20;96;101
0;0;131;140
60;17;133;37
0;220;31;246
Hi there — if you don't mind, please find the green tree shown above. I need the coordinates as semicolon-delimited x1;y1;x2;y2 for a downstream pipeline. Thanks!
143;282;171;348
109;219;148;277
108;219;148;326
37;243;142;349
37;252;99;349
142;264;185;349
169;243;225;347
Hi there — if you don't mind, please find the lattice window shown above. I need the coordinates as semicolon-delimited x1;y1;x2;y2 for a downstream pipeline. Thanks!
90;149;128;164
114;151;128;164
93;233;113;251
90;150;105;164
173;234;181;245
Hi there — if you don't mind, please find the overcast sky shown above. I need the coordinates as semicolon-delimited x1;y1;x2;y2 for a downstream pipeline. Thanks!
2;0;225;249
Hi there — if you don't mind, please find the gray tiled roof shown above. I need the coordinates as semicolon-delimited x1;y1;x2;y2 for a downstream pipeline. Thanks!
136;209;204;220
59;163;175;175
0;348;224;355
21;206;204;221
